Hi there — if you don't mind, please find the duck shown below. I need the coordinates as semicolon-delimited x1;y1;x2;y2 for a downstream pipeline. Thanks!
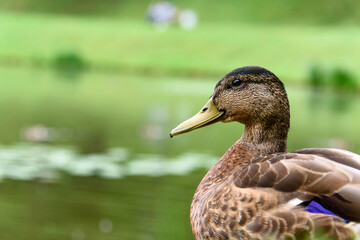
170;66;360;240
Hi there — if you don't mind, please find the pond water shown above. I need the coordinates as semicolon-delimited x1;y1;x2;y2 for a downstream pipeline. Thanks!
0;66;359;240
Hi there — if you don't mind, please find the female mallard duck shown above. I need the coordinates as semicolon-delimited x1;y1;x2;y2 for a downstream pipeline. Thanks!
170;66;360;240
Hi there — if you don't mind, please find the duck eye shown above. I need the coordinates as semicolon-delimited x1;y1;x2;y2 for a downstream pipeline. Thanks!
232;79;242;87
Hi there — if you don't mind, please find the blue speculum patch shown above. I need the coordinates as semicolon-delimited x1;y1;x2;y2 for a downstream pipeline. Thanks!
304;200;349;223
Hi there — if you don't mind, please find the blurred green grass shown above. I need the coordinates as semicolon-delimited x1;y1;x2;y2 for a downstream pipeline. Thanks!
1;12;360;84
1;0;359;25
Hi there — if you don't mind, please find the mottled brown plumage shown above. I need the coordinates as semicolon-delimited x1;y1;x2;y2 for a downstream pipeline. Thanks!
171;66;360;240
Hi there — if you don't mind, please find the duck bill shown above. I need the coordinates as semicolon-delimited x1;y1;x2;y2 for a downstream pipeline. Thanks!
170;97;224;137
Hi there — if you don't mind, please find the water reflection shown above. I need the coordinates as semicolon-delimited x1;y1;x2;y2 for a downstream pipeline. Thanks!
308;88;357;113
0;144;217;181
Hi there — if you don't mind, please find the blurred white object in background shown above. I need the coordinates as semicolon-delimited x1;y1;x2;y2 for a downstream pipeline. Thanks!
71;228;85;240
22;125;74;142
99;218;113;233
178;9;198;30
140;105;168;141
23;124;52;142
146;1;177;31
146;2;198;31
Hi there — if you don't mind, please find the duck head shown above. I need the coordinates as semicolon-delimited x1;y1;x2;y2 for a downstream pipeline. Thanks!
170;66;290;139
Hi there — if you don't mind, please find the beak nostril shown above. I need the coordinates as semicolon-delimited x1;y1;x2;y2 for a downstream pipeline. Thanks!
202;107;208;112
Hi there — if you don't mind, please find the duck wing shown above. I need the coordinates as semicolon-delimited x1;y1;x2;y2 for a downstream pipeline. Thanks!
234;148;360;222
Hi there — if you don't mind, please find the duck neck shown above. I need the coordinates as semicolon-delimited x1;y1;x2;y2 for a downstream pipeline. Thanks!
193;119;289;200
198;119;289;185
240;119;289;154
